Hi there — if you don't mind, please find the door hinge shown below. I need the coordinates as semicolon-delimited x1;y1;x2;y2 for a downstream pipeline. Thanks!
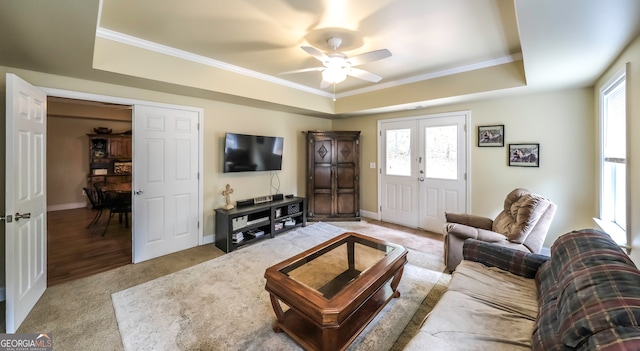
379;206;382;212
198;221;200;229
0;214;13;223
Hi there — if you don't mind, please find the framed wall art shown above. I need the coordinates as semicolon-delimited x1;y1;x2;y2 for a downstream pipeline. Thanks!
509;143;539;167
478;124;504;147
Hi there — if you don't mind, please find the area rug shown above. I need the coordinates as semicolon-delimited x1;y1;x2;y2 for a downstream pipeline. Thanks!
112;222;444;350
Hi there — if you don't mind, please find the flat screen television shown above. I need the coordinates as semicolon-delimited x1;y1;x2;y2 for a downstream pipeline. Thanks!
223;133;284;172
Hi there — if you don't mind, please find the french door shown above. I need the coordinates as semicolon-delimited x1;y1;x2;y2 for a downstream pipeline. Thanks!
380;112;468;233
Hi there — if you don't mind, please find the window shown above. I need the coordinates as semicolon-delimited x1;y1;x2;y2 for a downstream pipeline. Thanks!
386;128;412;176
597;67;627;246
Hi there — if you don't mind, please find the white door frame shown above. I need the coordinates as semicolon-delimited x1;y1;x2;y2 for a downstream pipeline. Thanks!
38;87;205;256
376;111;471;224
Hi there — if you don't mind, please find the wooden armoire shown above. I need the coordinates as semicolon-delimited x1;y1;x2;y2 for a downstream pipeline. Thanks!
306;131;361;221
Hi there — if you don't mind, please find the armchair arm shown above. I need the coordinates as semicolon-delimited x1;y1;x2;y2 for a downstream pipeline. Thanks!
445;212;493;230
462;239;549;278
446;223;508;242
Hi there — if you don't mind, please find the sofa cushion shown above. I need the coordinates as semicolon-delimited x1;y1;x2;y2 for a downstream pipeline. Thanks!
533;229;640;350
405;260;538;351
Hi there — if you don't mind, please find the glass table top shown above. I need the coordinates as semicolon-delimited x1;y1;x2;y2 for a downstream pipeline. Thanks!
279;234;396;300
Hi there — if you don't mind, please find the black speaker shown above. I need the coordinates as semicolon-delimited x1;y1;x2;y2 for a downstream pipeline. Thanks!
272;194;283;201
236;199;254;207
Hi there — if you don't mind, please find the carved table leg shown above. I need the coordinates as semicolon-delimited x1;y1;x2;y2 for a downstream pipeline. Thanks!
390;266;405;298
269;293;285;333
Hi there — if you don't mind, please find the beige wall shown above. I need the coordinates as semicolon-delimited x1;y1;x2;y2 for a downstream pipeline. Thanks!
596;35;640;263
0;67;332;237
333;88;596;247
47;116;132;209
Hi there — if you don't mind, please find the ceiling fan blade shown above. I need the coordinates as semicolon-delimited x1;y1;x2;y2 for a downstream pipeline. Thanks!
278;67;324;75
301;46;328;62
348;68;383;82
320;79;331;89
348;49;392;66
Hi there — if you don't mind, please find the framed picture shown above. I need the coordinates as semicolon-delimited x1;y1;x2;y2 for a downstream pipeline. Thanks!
478;125;504;147
509;143;539;167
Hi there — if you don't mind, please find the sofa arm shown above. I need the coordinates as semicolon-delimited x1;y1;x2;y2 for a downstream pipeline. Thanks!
445;212;493;230
462;239;549;278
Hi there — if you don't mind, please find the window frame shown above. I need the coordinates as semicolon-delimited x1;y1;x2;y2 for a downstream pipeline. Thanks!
596;65;628;249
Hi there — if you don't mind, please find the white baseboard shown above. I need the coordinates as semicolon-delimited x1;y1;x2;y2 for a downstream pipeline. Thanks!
48;202;87;212
202;234;214;245
0;286;5;302
360;209;379;220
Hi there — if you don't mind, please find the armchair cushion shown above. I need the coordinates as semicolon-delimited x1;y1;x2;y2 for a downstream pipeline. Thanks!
493;189;554;244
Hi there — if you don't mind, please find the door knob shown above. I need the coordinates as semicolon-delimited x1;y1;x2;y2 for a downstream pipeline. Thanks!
135;190;144;195
15;212;31;221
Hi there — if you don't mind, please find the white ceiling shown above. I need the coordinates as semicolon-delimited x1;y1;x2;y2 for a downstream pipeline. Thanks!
1;0;640;116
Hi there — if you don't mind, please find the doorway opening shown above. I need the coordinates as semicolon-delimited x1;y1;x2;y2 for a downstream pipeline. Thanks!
46;96;133;286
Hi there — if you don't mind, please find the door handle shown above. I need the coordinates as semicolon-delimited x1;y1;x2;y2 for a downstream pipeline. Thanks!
135;189;144;195
15;212;31;221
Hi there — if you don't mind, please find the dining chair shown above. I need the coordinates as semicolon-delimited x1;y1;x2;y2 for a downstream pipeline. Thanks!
99;189;132;236
83;187;107;228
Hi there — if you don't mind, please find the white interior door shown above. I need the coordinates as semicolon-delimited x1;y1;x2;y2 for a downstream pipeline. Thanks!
5;73;47;333
132;105;200;263
380;120;419;227
379;112;467;232
418;115;467;232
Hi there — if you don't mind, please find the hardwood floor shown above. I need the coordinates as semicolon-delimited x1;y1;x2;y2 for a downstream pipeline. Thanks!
47;207;132;286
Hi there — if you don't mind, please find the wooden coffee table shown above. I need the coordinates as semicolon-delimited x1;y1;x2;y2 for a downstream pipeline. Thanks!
264;232;408;351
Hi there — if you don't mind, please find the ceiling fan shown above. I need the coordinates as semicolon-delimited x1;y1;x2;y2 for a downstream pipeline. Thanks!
280;37;392;88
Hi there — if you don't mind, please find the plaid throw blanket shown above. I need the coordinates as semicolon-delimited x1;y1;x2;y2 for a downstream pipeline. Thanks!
532;229;640;350
462;239;548;278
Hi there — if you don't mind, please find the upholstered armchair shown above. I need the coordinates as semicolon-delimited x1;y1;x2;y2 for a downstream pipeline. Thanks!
444;188;557;272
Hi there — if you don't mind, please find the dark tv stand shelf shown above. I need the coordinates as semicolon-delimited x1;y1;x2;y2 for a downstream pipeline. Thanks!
215;197;307;253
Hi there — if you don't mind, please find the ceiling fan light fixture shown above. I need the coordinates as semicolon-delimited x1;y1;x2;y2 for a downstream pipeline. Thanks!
322;67;347;84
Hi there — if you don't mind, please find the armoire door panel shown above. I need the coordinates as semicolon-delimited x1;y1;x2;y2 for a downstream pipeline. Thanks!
314;140;333;164
337;193;356;214
336;140;355;163
336;166;355;189
313;194;332;215
314;167;332;189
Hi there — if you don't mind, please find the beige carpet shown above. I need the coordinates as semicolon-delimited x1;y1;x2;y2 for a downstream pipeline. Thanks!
112;222;446;351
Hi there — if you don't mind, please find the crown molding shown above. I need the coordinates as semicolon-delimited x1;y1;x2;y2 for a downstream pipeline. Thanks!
96;27;522;102
96;27;333;98
336;53;523;98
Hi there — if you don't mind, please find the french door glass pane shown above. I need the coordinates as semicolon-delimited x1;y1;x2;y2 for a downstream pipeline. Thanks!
386;129;411;176
425;125;457;179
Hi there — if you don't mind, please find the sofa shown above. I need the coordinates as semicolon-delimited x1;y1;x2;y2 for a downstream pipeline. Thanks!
404;228;640;350
444;188;557;272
